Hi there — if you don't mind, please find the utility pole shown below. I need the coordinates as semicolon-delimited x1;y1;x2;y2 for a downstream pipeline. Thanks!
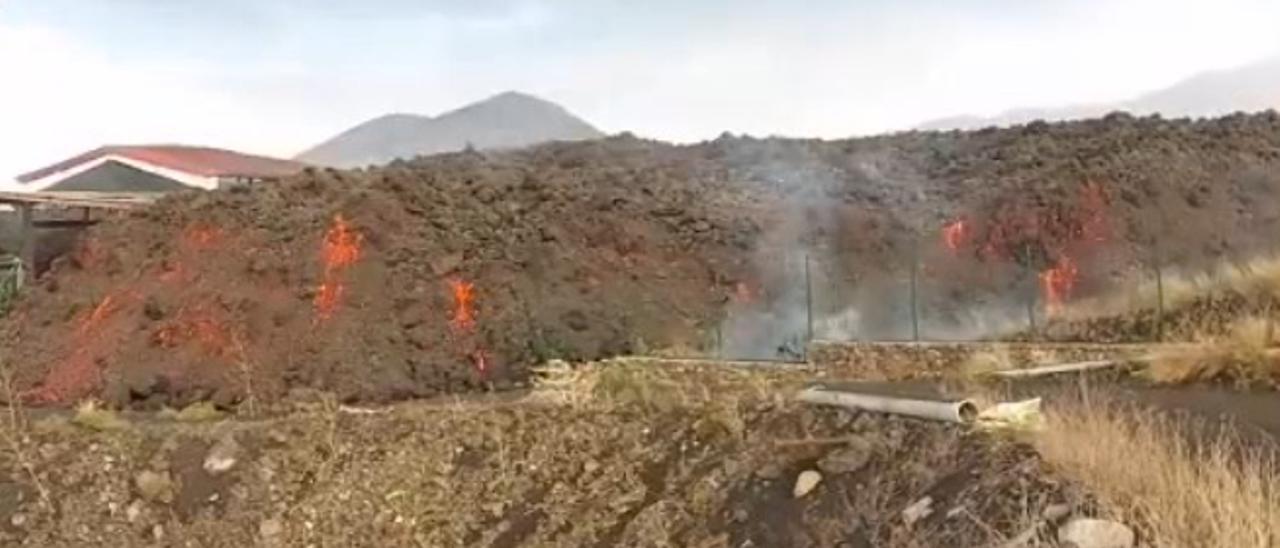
805;253;814;344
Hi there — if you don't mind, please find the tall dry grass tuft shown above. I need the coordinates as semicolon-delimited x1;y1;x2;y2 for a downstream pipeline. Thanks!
1058;255;1280;324
958;346;1015;379
1035;399;1280;546
1147;316;1279;385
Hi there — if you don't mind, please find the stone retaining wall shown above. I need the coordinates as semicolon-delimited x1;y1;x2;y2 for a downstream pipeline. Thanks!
806;340;1172;381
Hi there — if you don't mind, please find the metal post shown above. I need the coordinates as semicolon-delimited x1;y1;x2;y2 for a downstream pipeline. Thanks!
804;253;814;344
1155;260;1165;343
909;234;920;342
17;204;35;281
1027;281;1037;335
1024;243;1037;336
715;324;723;359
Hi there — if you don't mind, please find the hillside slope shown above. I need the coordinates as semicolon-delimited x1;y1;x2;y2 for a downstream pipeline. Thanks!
920;56;1280;130
297;91;604;168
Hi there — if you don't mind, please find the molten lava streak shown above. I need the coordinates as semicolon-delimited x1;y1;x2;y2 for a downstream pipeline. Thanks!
942;218;970;253
449;278;477;330
182;225;224;250
28;292;128;404
1039;255;1079;315
448;277;487;375
314;215;363;321
151;306;239;360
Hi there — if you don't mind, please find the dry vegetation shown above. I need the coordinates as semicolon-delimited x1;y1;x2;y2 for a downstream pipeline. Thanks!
1035;396;1280;547
69;400;130;432
1059;254;1280;327
957;346;1016;379
0;360;1077;547
1146;316;1280;386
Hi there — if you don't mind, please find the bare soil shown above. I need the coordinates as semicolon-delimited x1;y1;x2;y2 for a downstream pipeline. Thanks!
0;365;1087;547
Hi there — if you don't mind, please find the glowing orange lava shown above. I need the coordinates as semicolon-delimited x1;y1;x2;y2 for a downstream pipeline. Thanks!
446;278;488;375
313;214;363;321
942;218;970;252
182;225;224;250
1039;255;1079;315
313;282;345;321
449;278;477;330
732;281;759;303
28;292;128;404
78;294;118;335
150;302;245;365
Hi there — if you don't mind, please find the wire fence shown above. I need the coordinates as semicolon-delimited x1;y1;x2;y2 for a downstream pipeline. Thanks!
0;256;24;317
702;215;1276;362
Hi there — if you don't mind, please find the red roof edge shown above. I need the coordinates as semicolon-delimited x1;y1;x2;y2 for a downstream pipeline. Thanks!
18;145;309;184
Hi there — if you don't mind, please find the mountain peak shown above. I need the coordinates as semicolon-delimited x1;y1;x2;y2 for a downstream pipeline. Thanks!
297;93;602;168
482;90;546;104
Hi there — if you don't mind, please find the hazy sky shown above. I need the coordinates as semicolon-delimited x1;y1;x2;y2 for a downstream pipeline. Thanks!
3;0;1280;182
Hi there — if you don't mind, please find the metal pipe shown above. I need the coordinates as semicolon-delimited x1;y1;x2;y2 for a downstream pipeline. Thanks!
990;358;1131;379
796;387;977;424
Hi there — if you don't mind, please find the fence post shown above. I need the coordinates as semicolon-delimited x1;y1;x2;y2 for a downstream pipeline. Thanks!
1024;243;1037;337
805;253;814;344
17;204;35;283
1026;281;1037;335
910;233;921;342
1155;259;1165;343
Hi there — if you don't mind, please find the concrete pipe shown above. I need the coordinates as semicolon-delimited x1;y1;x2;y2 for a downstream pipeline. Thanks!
796;387;977;424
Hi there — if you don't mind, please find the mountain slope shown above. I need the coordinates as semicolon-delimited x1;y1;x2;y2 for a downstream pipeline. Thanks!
298;91;604;167
919;55;1280;130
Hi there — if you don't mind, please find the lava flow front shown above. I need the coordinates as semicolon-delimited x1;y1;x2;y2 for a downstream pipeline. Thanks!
448;278;488;374
314;214;363;321
942;218;970;253
1038;254;1079;315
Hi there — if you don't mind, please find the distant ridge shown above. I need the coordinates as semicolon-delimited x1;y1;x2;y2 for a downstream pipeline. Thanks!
918;55;1280;130
298;91;604;168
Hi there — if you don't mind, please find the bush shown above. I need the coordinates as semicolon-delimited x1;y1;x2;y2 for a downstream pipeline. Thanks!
1147;316;1278;386
0;258;22;317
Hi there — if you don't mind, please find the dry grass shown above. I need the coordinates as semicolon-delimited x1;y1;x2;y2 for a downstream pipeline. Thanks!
0;366;53;512
1034;398;1280;546
70;400;129;431
1059;255;1280;322
533;358;784;407
160;401;226;423
530;358;788;440
1146;316;1279;385
958;346;1015;379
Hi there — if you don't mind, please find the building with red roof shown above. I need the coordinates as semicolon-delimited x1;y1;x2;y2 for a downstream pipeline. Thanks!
17;145;308;192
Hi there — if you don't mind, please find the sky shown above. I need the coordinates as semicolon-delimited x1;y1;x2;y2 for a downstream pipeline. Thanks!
2;0;1280;182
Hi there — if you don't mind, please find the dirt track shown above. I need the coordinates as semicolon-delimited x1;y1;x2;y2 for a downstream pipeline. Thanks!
5;112;1280;408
